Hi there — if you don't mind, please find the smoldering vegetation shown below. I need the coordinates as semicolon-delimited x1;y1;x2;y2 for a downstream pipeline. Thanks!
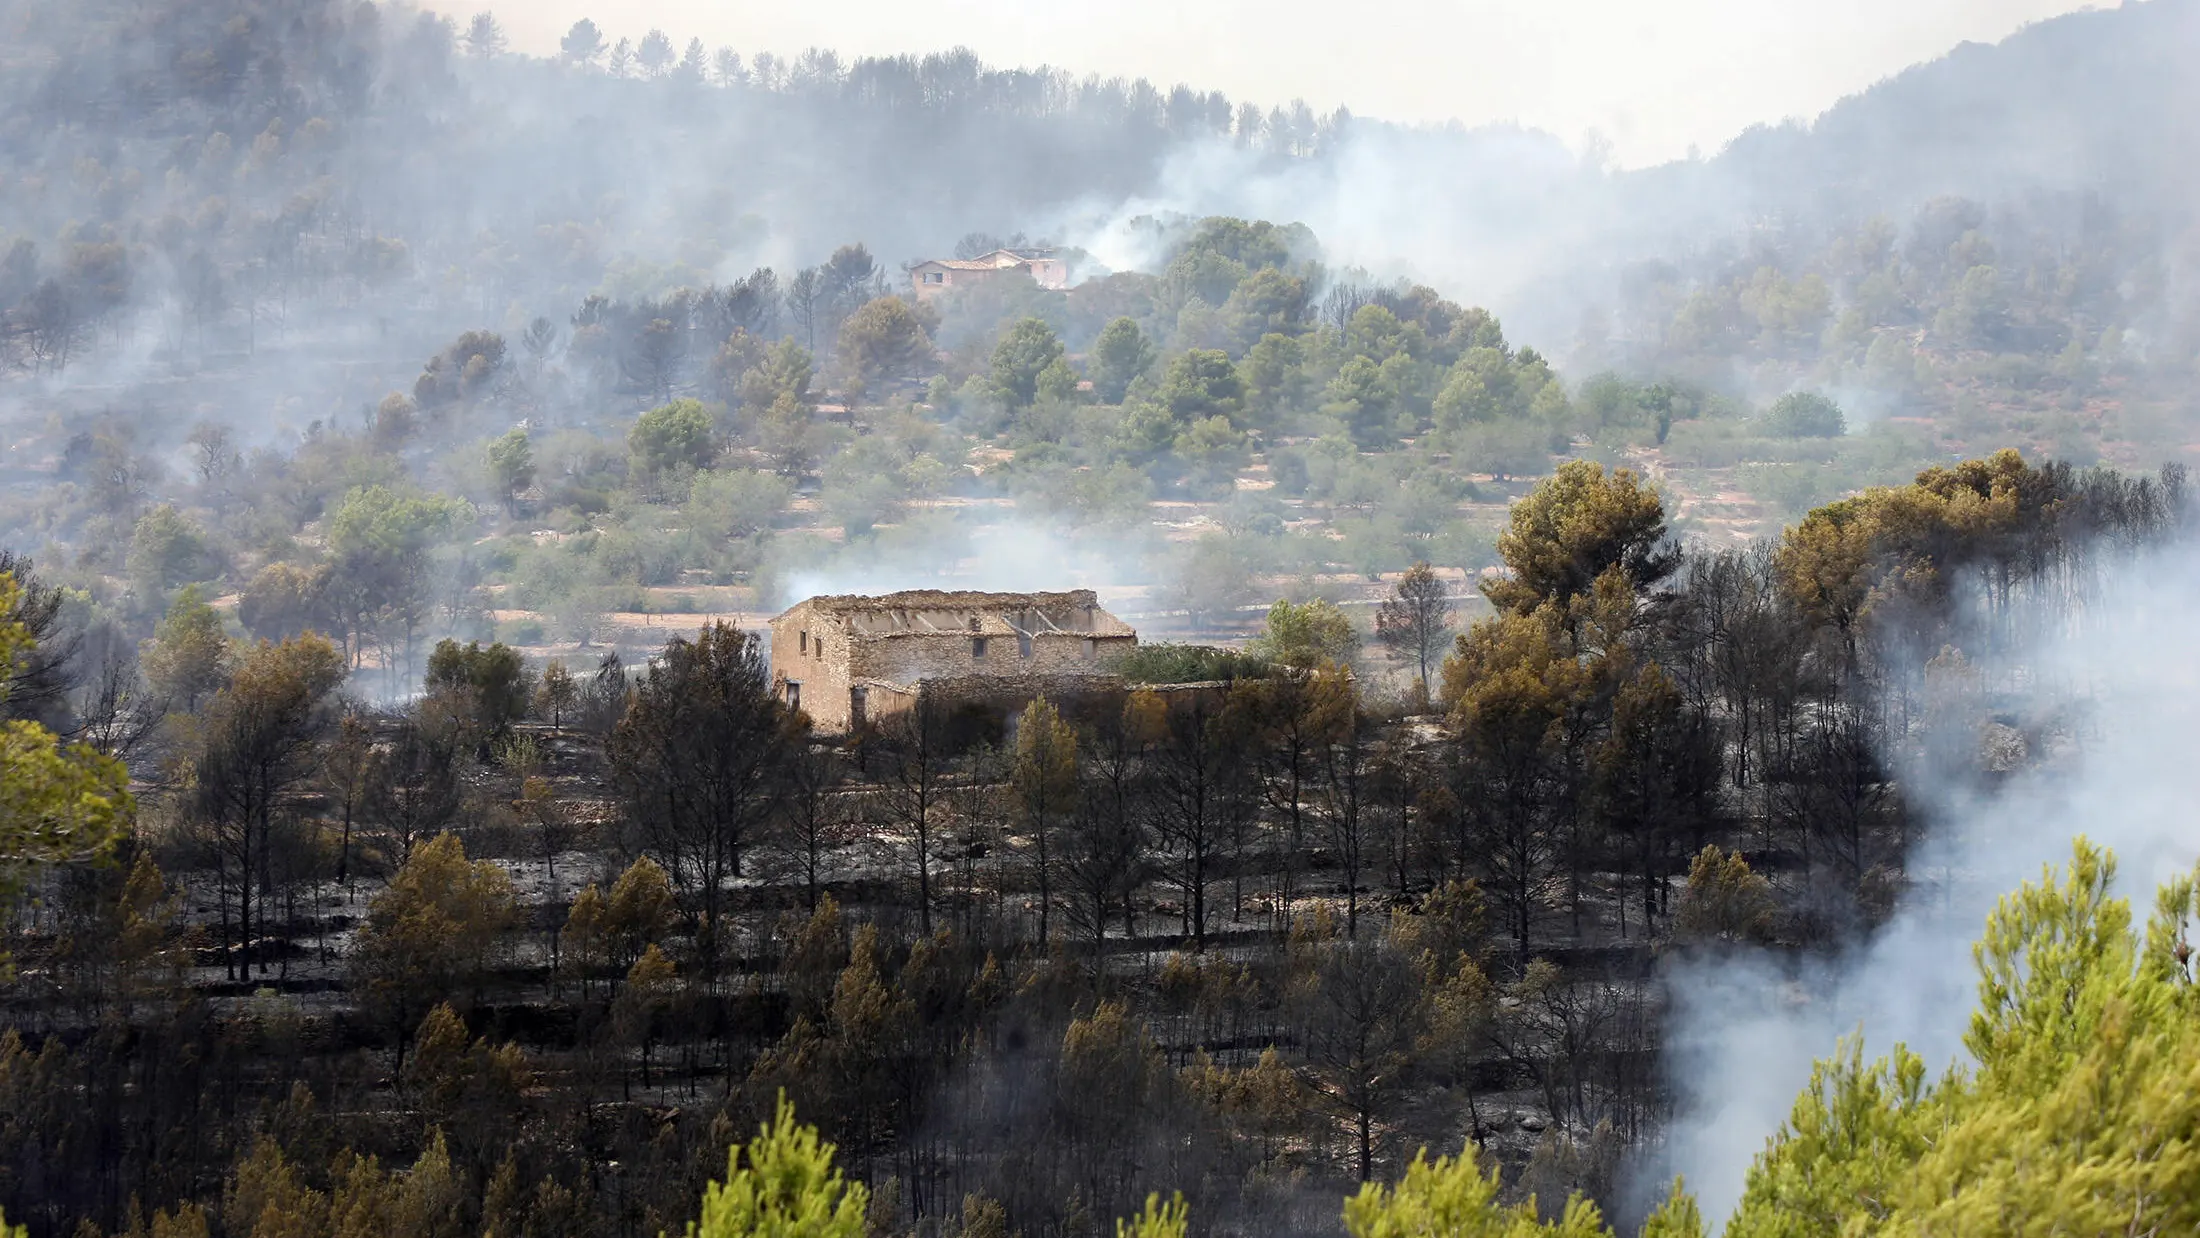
1651;474;2200;1218
2;447;2192;1238
6;1;2200;1237
5;0;2199;395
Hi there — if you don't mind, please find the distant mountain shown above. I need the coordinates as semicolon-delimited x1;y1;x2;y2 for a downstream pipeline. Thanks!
3;0;2192;389
1659;0;2200;230
1154;2;2200;350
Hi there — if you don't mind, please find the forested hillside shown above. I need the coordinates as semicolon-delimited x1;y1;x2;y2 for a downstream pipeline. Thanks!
4;0;2196;566
0;443;2187;1237
1570;0;2200;497
0;0;1353;359
5;1;2200;1236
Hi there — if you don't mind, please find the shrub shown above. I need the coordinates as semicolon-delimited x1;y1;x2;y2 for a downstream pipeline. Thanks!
1111;643;1272;684
1759;391;1846;438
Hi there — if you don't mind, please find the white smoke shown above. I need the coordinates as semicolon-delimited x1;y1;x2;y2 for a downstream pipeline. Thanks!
1041;126;1617;346
1656;537;2200;1222
774;521;1156;608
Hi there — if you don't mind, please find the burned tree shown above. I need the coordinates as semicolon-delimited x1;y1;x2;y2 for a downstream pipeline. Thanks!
610;622;796;982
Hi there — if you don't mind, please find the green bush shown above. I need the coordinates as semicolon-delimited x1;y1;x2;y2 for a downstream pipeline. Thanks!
1111;642;1273;684
1759;391;1846;438
498;617;546;645
682;1096;867;1238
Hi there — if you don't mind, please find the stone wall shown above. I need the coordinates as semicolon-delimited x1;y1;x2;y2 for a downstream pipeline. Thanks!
770;590;1140;736
907;672;1129;749
854;630;1134;686
769;599;857;731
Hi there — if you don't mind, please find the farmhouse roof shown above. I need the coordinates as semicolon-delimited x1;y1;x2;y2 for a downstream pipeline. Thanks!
779;589;1134;639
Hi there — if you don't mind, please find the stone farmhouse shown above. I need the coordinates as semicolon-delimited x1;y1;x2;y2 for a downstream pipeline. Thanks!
769;589;1138;734
908;248;1070;300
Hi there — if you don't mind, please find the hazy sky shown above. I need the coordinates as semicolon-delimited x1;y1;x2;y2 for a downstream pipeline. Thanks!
454;0;2100;166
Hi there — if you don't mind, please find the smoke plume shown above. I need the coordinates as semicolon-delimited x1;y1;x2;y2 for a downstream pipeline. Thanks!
1654;535;2200;1220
